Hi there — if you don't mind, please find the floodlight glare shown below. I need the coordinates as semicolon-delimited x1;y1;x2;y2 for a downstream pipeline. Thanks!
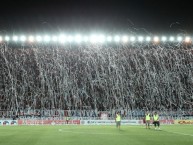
52;36;58;42
83;36;89;42
13;36;18;41
59;34;66;43
153;36;159;42
5;36;10;41
107;36;112;42
185;36;191;43
1;33;193;45
161;36;167;42
28;36;34;42
98;34;105;43
130;36;136;42
44;35;51;42
122;35;128;42
169;36;174;42
90;35;97;43
114;35;120;42
138;36;144;42
36;36;42;42
20;35;26;41
75;34;82;43
146;36;151;42
67;35;73;42
177;36;182;42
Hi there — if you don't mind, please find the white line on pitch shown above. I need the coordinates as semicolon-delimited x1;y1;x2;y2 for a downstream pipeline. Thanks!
164;130;193;137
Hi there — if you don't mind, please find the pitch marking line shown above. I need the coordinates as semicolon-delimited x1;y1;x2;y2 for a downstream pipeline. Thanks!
164;130;193;137
58;129;125;135
58;128;193;137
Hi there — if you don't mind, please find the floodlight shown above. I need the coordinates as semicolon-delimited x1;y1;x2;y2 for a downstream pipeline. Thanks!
90;35;97;43
177;36;182;42
122;35;128;42
20;35;26;41
36;36;42;42
185;36;191;43
146;36;151;42
138;36;144;42
67;35;73;42
83;36;89;42
52;36;58;42
59;34;66;43
106;36;112;42
153;36;159;42
130;36;136;42
13;36;18;41
44;35;51;42
5;36;10;41
98;34;105;43
75;34;82;43
169;36;174;42
161;36;167;42
114;35;120;42
28;36;34;42
0;33;192;44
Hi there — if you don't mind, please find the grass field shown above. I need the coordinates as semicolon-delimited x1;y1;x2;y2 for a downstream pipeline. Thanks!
0;125;193;145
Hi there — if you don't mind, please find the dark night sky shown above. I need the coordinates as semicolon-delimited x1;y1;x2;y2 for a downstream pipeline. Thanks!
0;0;193;34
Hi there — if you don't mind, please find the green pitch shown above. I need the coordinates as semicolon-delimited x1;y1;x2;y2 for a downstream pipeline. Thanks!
0;125;193;145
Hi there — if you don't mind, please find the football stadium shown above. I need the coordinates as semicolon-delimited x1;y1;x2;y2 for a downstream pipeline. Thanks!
0;33;193;145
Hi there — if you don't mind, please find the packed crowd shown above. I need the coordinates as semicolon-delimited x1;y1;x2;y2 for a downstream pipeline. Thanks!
0;44;193;120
